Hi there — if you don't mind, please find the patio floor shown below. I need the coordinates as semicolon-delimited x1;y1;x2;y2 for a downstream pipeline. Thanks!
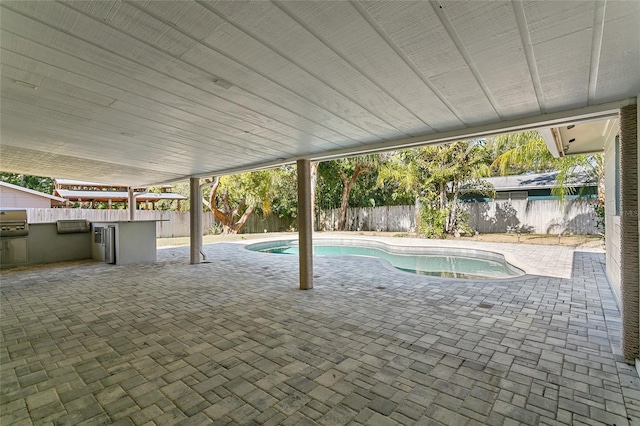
1;238;639;425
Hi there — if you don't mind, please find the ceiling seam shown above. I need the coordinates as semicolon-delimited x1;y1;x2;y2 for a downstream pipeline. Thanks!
588;0;607;105
1;39;303;155
273;0;435;133
351;0;466;128
512;0;546;114
190;0;397;140
6;2;356;150
429;0;504;120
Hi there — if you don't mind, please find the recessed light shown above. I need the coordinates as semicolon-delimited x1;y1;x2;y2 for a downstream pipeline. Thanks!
213;78;233;90
14;80;38;90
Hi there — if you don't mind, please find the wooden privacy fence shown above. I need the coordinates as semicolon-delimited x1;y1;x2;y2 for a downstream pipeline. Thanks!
317;205;417;233
25;209;214;238
461;199;599;235
24;199;599;238
24;208;294;238
317;199;599;235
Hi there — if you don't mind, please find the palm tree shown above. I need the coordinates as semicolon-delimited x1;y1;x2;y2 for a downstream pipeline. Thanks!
490;131;603;201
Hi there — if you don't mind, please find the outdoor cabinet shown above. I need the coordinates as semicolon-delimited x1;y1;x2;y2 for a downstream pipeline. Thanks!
91;221;156;265
0;238;28;265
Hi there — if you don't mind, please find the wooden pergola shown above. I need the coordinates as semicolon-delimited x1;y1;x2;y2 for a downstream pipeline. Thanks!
53;179;186;210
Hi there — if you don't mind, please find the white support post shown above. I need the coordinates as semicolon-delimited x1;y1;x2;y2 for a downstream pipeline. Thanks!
190;177;203;265
297;159;313;290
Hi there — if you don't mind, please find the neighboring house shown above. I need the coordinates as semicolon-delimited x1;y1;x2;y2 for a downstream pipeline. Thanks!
0;181;67;208
455;169;599;235
461;169;598;202
53;179;187;210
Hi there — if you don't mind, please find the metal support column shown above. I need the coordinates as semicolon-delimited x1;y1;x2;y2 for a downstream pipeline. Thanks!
190;177;203;265
297;159;313;290
620;103;639;361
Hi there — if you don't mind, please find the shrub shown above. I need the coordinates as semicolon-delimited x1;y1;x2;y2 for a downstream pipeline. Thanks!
418;204;447;239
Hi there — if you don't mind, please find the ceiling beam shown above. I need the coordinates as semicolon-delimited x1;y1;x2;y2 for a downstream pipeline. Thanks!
164;97;634;184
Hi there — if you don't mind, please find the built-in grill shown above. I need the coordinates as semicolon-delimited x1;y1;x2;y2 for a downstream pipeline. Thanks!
0;209;29;237
0;209;29;266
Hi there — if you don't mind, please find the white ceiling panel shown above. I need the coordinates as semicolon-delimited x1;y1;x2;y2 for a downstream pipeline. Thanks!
441;1;540;117
593;0;640;102
360;1;501;125
0;0;637;186
207;0;432;136
276;1;462;131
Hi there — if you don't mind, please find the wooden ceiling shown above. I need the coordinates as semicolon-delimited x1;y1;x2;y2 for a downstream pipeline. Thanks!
1;1;638;185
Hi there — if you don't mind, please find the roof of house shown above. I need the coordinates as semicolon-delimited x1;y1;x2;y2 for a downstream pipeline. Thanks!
0;181;67;202
482;168;597;192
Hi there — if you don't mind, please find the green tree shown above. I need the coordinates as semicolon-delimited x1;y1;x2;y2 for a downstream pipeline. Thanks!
0;172;54;194
483;131;553;175
489;132;603;201
378;141;493;236
267;166;299;219
489;131;604;235
332;155;380;231
202;167;296;234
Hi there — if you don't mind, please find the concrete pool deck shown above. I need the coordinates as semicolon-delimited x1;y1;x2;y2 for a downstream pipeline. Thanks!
244;234;584;279
1;238;639;425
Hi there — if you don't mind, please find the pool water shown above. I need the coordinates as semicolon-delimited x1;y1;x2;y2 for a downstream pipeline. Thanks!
247;240;524;280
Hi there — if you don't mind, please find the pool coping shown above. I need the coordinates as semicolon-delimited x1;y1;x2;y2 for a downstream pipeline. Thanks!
245;237;526;279
228;234;574;278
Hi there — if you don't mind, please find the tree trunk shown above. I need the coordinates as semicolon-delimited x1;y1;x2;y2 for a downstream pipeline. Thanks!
203;177;256;235
337;165;366;231
448;182;461;233
310;162;319;229
413;196;420;234
439;182;447;210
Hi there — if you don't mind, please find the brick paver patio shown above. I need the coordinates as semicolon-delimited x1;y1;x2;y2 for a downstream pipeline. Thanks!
1;238;639;425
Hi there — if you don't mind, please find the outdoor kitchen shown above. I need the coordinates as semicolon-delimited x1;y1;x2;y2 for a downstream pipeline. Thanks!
0;209;157;269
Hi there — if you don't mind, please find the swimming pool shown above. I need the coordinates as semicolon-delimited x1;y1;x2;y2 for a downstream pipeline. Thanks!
245;239;524;279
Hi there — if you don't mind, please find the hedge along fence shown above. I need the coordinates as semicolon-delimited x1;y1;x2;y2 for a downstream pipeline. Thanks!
24;199;599;238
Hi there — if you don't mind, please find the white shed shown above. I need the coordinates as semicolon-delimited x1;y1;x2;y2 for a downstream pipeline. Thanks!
0;182;66;208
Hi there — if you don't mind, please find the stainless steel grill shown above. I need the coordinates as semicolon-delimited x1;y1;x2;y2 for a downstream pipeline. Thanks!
0;209;29;237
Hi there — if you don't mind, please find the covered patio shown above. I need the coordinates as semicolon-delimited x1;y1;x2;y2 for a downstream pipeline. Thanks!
1;0;639;424
2;239;638;425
